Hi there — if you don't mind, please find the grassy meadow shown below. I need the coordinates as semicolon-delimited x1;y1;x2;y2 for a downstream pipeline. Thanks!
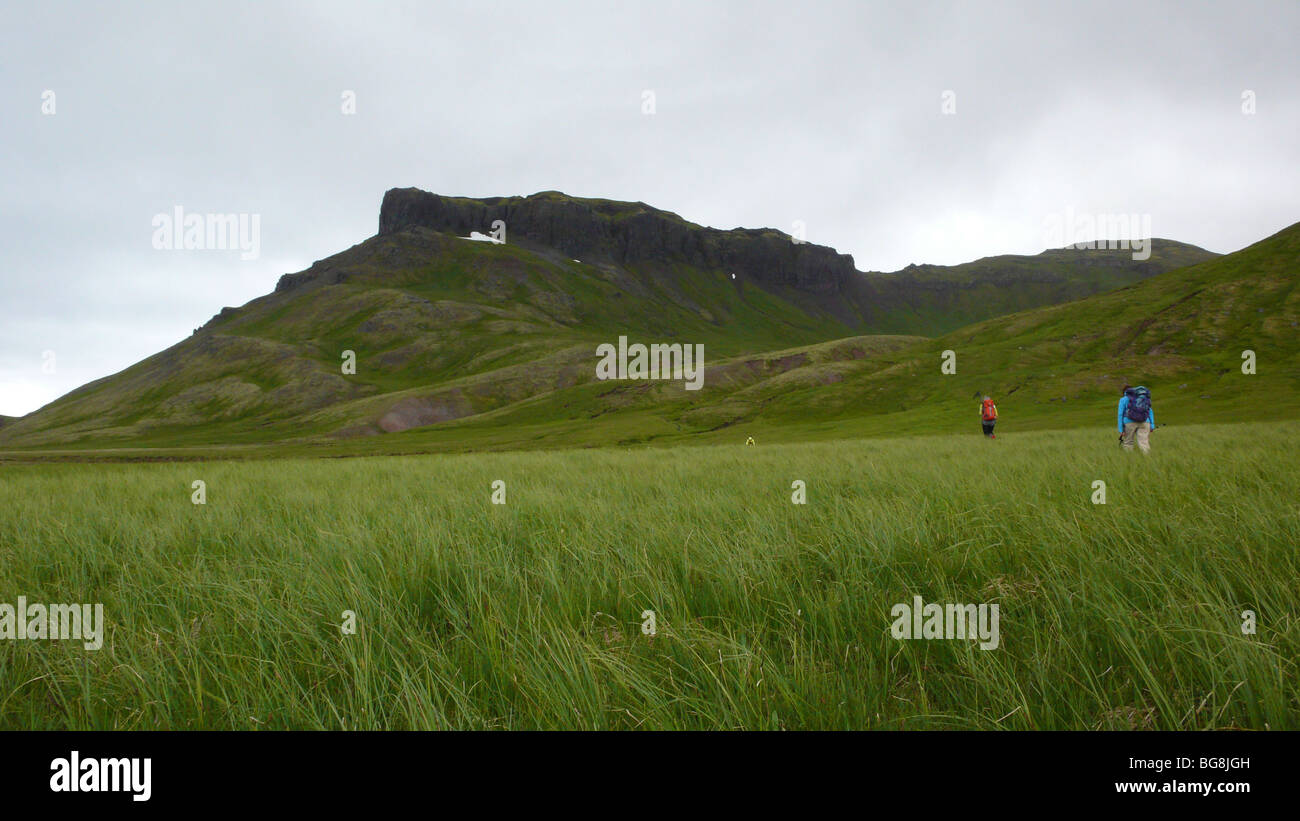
1;420;1297;730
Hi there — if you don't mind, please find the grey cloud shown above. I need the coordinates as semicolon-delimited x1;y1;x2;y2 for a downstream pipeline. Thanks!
1;0;1296;414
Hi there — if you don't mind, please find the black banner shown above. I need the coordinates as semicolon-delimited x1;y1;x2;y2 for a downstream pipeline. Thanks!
1;731;1282;809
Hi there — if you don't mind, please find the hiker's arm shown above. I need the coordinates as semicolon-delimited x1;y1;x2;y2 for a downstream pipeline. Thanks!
1149;406;1154;428
1117;399;1125;432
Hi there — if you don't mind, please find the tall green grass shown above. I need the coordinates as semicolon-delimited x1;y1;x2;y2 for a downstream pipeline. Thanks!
1;422;1296;729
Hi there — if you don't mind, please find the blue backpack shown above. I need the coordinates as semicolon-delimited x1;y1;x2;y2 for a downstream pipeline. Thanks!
1125;386;1151;422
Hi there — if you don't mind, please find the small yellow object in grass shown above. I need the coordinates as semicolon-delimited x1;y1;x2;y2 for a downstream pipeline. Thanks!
745;436;755;446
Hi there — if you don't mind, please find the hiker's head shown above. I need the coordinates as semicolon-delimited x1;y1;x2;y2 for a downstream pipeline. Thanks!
1121;384;1132;394
982;395;990;401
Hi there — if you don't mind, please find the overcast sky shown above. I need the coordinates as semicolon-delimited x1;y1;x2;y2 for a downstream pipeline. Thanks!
2;0;1297;416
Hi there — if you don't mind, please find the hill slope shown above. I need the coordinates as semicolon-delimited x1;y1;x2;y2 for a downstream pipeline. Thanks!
476;217;1296;448
497;217;1296;449
200;216;1296;456
859;239;1217;335
0;189;1223;452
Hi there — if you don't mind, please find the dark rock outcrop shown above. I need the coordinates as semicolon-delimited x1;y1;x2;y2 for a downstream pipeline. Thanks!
373;189;1218;335
378;188;859;297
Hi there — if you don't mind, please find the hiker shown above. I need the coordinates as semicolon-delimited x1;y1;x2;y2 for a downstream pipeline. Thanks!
1118;384;1155;452
980;395;998;438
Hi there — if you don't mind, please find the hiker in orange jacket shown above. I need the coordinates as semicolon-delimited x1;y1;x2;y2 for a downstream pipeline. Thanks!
980;396;998;438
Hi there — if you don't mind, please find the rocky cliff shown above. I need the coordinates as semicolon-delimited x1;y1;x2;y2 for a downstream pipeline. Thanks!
377;188;859;297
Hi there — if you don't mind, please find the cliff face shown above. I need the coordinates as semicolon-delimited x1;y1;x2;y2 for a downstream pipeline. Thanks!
378;188;859;296
373;189;1219;335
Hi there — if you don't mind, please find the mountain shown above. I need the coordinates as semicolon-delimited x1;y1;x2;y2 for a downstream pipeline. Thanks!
377;188;1217;335
293;216;1297;454
0;189;1226;453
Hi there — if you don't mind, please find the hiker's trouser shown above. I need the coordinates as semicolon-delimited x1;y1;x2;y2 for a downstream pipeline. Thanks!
1122;421;1151;452
982;421;995;437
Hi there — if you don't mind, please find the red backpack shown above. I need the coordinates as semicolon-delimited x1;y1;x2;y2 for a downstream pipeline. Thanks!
981;399;997;421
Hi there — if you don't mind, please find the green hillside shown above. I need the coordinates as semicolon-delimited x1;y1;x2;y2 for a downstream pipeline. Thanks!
0;190;1256;458
202;217;1291;457
0;226;862;450
861;239;1219;335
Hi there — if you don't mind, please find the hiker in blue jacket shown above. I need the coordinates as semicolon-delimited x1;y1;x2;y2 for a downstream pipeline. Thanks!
1118;384;1155;453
